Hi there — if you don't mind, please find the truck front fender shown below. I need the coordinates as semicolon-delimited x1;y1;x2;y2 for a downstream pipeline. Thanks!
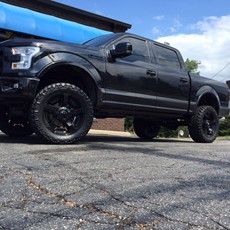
32;52;104;89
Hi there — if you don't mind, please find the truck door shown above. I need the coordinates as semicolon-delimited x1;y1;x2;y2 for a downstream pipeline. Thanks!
151;43;190;114
104;36;158;110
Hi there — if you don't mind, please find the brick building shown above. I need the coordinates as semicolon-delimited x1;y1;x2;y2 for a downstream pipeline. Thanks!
91;118;125;132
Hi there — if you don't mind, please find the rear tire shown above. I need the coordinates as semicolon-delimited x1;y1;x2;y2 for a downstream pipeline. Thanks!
133;118;160;140
188;105;219;143
30;83;93;144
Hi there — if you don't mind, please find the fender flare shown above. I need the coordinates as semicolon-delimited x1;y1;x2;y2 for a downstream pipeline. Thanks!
32;52;103;89
195;85;220;112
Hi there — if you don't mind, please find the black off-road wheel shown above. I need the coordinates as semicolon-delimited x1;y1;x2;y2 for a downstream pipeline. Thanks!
188;105;219;143
30;83;93;144
0;111;33;137
133;118;160;140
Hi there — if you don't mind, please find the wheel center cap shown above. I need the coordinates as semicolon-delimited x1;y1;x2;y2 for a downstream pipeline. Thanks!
58;107;70;117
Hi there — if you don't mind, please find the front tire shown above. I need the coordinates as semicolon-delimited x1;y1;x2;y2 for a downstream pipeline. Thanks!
133;118;160;140
30;83;93;144
188;105;219;143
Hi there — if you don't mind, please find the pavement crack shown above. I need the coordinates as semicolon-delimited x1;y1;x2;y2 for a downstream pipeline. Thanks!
19;189;29;210
210;218;230;230
28;178;77;208
27;178;162;229
117;207;137;229
28;178;123;221
189;207;230;229
85;203;119;219
146;207;216;229
94;186;161;229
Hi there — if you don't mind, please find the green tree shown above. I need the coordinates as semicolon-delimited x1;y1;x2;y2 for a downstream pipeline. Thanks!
124;117;133;132
185;58;201;75
219;116;230;136
163;42;170;46
159;127;177;138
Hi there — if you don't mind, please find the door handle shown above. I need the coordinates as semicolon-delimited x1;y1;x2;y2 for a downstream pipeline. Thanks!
146;69;157;76
180;78;189;84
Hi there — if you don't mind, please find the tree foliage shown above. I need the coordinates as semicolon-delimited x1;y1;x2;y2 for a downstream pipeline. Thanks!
185;58;201;75
124;117;133;132
159;127;177;138
219;116;230;136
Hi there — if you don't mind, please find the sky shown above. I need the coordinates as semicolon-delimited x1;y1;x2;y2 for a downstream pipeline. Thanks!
54;0;230;82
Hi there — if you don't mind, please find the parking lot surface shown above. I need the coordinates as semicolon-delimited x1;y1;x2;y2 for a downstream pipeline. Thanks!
0;132;230;229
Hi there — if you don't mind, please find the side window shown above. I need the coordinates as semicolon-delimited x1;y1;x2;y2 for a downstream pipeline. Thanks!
110;37;150;62
154;44;181;69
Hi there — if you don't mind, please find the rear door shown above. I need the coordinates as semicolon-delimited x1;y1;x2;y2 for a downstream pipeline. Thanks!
151;43;190;114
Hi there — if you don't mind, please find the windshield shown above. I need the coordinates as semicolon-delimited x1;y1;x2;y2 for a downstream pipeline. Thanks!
83;33;121;47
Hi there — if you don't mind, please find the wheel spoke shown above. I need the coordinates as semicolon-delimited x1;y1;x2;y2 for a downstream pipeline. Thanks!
209;120;217;127
202;115;217;136
46;117;58;132
45;104;67;126
60;94;69;107
70;108;83;117
45;104;59;116
44;101;84;132
62;108;82;123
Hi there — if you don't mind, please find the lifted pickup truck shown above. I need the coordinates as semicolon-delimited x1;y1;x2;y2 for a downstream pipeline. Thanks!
0;33;229;143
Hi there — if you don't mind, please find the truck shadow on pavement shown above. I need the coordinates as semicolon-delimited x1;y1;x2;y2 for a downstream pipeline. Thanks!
0;133;193;145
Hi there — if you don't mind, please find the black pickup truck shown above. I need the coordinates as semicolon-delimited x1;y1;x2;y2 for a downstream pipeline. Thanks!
0;33;229;143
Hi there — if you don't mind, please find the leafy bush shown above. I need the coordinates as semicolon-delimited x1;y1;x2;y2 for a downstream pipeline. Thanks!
219;116;230;136
124;117;134;132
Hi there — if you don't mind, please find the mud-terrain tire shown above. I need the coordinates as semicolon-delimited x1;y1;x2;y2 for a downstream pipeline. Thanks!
133;118;160;140
0;111;33;137
30;83;93;144
188;105;219;143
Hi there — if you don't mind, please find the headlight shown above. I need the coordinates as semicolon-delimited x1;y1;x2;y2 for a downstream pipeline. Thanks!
11;46;40;70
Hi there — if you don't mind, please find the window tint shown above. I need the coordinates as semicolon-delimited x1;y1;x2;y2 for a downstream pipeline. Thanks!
154;45;181;69
111;37;150;62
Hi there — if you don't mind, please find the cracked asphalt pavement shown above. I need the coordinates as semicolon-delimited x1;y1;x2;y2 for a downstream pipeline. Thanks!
0;132;230;230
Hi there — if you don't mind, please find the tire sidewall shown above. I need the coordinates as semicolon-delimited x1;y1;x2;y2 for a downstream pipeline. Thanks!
30;83;93;144
133;118;160;140
189;106;219;143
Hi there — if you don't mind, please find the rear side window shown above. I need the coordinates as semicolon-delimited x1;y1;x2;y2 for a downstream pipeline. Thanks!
154;44;181;69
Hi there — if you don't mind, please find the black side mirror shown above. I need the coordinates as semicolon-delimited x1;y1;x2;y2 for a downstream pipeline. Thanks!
110;42;133;58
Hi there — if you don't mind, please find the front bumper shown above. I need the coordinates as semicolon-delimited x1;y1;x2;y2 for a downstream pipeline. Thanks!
0;77;39;103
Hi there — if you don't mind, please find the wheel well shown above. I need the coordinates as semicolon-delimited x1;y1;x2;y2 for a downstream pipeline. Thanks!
37;64;98;105
198;93;219;114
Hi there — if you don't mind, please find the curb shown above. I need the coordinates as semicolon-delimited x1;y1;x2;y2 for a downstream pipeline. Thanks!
89;129;134;137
